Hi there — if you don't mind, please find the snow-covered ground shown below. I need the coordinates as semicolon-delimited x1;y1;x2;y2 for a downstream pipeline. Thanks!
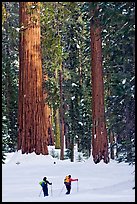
2;147;135;202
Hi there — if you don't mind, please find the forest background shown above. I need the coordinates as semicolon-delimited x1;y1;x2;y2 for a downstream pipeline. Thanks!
2;2;135;165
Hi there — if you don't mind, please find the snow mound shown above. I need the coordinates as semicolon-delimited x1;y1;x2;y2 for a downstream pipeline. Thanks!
4;150;56;166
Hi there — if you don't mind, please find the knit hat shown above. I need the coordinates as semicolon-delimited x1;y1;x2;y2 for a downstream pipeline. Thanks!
43;177;47;181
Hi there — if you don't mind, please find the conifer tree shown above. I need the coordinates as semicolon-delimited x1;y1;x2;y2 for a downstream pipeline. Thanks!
2;2;19;154
17;2;48;154
90;4;109;164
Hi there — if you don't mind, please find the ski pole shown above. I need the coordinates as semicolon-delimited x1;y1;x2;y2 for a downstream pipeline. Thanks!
77;181;79;192
59;185;64;195
50;184;53;196
39;189;42;197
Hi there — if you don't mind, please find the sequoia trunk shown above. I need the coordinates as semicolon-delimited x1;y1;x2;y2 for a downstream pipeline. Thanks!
90;10;109;164
17;2;48;154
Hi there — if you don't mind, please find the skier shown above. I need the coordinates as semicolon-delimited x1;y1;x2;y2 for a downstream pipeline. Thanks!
64;175;78;194
39;177;52;197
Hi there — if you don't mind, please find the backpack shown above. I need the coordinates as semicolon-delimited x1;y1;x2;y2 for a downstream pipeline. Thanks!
64;176;69;184
39;181;46;187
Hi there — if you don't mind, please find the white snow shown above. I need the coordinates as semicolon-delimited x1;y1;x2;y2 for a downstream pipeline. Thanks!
71;96;75;100
72;83;77;87
2;147;135;202
78;121;83;126
122;79;126;84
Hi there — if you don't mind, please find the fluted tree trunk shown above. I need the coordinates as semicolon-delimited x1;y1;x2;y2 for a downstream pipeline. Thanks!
17;2;48;155
90;6;109;164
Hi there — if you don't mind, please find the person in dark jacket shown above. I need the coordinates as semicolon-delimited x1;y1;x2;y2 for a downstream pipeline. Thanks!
39;177;52;197
64;175;78;194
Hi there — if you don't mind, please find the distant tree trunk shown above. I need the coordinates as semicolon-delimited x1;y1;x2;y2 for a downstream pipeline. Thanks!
54;109;61;149
59;67;65;160
43;74;54;146
44;101;54;146
70;140;74;162
47;108;54;145
54;68;61;149
110;131;115;159
69;100;75;162
17;2;48;154
90;7;109;164
115;134;118;158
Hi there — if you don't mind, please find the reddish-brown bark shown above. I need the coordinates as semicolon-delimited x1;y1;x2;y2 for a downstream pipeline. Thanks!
90;14;109;164
17;2;48;155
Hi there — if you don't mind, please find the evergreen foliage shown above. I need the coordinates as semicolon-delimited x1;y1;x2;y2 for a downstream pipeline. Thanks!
2;2;19;159
101;2;135;163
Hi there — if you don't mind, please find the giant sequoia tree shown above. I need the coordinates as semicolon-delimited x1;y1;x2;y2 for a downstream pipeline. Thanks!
90;5;109;164
17;2;48;154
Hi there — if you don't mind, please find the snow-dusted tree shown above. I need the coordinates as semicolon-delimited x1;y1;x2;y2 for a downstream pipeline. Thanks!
17;2;48;154
2;2;19;154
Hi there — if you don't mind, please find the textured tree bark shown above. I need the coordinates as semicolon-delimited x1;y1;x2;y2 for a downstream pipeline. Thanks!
17;2;48;155
90;13;109;164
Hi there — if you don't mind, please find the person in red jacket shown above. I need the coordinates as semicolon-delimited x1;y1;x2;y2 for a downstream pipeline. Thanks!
64;175;78;194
